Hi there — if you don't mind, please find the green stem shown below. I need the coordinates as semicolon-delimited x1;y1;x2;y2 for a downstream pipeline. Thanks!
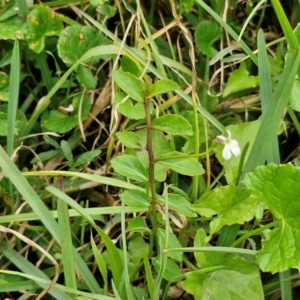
230;220;279;248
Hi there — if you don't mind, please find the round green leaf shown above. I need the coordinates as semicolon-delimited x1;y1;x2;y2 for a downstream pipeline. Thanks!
57;25;108;66
244;164;300;273
0;17;27;40
26;5;63;53
42;94;91;133
194;21;222;57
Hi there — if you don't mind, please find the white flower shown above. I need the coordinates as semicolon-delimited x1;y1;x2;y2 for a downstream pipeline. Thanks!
216;130;241;160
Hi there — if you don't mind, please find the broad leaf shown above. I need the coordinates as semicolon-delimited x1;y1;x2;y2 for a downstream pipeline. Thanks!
113;70;145;103
0;111;19;136
121;55;142;77
157;151;204;176
111;154;148;182
158;193;197;218
127;217;150;233
122;190;149;209
0;17;27;40
182;229;264;300
41;94;91;133
116;132;141;149
194;20;222;57
60;140;73;161
152;257;182;281
57;25;109;66
244;163;300;273
190;186;258;238
73;149;101;167
115;92;146;119
148;79;180;98
76;65;97;90
223;62;259;97
152;115;193;136
26;5;63;53
157;229;182;262
128;236;149;266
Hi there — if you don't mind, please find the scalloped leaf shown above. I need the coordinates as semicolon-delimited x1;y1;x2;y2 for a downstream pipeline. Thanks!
244;163;300;273
190;186;258;238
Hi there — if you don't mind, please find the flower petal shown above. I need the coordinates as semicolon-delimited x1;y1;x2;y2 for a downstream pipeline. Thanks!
229;140;241;156
216;135;226;144
222;145;232;160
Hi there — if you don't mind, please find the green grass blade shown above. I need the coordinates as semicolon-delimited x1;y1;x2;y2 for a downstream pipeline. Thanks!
257;30;273;115
0;280;39;292
0;146;102;293
120;194;135;300
91;235;108;295
56;176;77;291
0;145;60;240
0;206;147;224
195;0;258;65
46;185;124;293
238;0;267;41
257;29;280;163
72;250;102;294
7;40;20;156
258;22;292;297
23;170;145;191
0;269;115;299
0;241;72;300
35;53;54;92
216;224;240;247
242;50;300;177
142;251;155;299
279;269;293;300
271;0;298;50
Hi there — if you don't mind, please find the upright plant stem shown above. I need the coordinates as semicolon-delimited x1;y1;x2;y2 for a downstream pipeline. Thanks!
145;97;157;257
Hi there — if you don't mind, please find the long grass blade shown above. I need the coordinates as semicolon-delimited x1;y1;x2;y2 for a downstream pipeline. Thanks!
56;176;77;291
242;50;300;177
7;40;20;156
0;241;71;300
0;146;102;293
